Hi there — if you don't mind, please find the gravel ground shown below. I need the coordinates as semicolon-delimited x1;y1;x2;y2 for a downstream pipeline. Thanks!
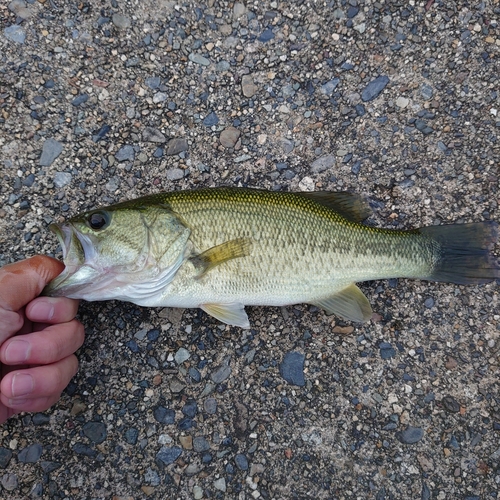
1;0;499;498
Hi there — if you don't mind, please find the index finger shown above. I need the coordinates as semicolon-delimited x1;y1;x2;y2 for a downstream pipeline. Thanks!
0;256;64;312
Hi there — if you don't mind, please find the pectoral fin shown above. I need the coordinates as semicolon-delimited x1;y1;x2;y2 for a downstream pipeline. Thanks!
191;238;252;278
312;284;372;322
200;302;250;329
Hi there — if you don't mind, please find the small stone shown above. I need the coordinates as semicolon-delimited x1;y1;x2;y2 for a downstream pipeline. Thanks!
70;400;87;416
214;478;226;492
445;357;458;370
141;486;155;496
30;482;43;497
234;453;249;470
321;78;340;95
193;436;210;452
193;485;203;499
420;84;434;100
144;468;160;486
142;127;166;143
203;111;219;127
156;446;182;466
233;2;246;19
53;172;72;188
145;76;161;89
182;400;198;418
398;426;424;444
220;127;241;148
211;363;232;384
165;138;188;155
442;395;460;413
174;348;190;364
39;138;63;166
396;96;409;108
105;176;121;192
424;297;434;309
18;443;42;463
124;428;139;445
379;342;396;359
92;124;111;142
170;376;186;393
115;145;135;162
179;435;193;449
153;406;175;424
258;28;274;42
189;53;210;66
112;13;131;29
71;94;88;106
311;154;335;174
241;74;258;97
83;422;107;444
1;473;18;491
4;25;26;44
361;75;390;102
280;351;305;386
204;398;217;414
9;0;32;19
166;168;184;181
0;448;13;468
153;92;167;103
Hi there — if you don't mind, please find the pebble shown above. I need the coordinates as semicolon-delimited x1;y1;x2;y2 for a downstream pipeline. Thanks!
179;435;193;449
424;297;434;309
258;28;274;42
421;83;434;100
115;145;135;162
189;53;210;66
321;78;340;95
193;485;203;499
142;127;166;143
53;171;72;188
4;25;26;44
153;406;175;424
18;443;42;463
220;127;240;148
166;168;184;181
204;398;217;414
71;94;88;106
396;96;409;108
0;448;13;468
241;74;258;98
30;482;43;497
92;124;111;142
125;428;139;445
112;13;131;30
214;478;226;492
170;376;186;393
311;154;335;174
165;138;188;156
156;446;182;466
398;426;424;444
83;422;107;444
193;437;210;452
39;138;63;166
234;453;249;470
203;111;219;127
174;347;190;364
280;351;305;386
105;176;121;192
9;0;33;19
211;361;232;384
442;395;461;413
379;342;396;359
182;400;198;418
145;76;160;89
1;473;18;491
361;75;390;102
233;2;246;19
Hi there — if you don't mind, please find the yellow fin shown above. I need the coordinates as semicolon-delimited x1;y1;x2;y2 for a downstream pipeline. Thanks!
297;191;372;222
191;238;252;278
312;284;372;323
200;303;250;328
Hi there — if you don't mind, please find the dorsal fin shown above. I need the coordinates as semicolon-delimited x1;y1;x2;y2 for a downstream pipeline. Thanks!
296;191;372;222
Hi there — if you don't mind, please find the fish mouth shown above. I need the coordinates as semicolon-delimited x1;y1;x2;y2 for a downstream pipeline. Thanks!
42;223;99;297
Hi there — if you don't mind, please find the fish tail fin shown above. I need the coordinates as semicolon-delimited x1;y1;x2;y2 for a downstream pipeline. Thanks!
420;221;499;285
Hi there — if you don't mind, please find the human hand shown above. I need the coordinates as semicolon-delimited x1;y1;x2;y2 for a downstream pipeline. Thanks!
0;256;84;423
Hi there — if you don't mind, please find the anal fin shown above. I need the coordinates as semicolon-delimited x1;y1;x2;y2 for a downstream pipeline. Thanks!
312;284;372;323
200;302;250;329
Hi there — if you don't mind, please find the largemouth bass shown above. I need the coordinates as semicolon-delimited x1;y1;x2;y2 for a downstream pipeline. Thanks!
43;188;499;328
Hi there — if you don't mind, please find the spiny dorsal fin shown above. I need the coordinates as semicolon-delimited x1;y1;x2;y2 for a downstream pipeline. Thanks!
296;191;372;222
200;302;250;328
311;283;372;323
191;238;252;278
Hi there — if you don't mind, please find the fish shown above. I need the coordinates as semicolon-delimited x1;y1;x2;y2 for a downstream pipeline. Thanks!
43;187;499;328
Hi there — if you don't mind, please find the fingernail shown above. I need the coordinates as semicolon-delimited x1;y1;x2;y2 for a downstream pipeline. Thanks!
4;340;31;363
11;373;34;397
29;300;55;321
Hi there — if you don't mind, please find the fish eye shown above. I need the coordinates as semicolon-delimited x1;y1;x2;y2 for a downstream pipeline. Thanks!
87;211;110;230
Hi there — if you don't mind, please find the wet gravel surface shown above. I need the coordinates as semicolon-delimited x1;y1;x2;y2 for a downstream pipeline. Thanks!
1;0;500;498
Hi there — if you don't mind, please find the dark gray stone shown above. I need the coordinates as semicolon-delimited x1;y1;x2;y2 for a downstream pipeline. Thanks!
83;422;107;444
280;351;305;386
153;406;175;424
71;94;88;106
115;145;135;162
234;453;249;470
4;25;26;44
142;126;166;143
165;138;188;155
40;461;61;473
361;75;390;102
398;426;424;444
124;428;139;445
156;446;182;465
39;138;63;166
379;342;396;359
203;111;219;127
18;443;42;463
193;436;210;452
0;448;12;468
311;154;335;174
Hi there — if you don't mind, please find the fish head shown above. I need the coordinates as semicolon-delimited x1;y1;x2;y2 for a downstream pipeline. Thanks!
43;203;190;302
